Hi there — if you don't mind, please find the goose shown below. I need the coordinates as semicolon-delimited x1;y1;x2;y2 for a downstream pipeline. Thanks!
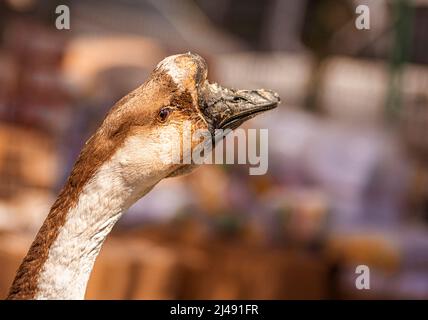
7;53;279;300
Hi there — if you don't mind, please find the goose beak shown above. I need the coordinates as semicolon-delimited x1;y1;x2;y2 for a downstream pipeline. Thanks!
199;82;280;131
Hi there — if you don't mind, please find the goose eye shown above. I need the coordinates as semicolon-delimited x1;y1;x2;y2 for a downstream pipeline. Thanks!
158;108;171;122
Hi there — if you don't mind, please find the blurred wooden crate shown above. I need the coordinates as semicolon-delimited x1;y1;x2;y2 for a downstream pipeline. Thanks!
173;242;329;299
118;225;331;299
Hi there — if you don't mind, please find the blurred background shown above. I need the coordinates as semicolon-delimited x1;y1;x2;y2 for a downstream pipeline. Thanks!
0;0;428;299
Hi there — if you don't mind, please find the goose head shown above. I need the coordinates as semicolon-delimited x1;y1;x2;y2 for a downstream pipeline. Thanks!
95;53;279;191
